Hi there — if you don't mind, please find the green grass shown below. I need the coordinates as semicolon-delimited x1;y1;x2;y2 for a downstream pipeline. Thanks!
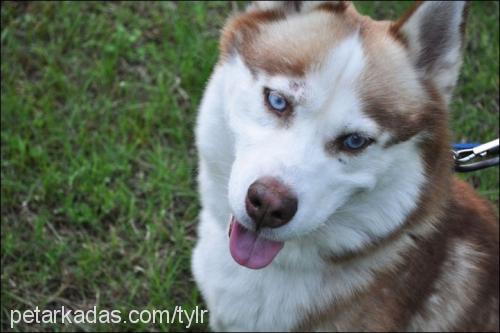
1;1;498;332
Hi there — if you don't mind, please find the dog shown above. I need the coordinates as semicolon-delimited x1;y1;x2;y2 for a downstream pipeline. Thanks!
191;1;499;331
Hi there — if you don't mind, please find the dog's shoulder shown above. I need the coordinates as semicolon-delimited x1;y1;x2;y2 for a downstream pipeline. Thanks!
445;178;499;258
415;177;499;331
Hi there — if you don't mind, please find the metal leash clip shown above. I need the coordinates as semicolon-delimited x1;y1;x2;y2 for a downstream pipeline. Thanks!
453;138;499;172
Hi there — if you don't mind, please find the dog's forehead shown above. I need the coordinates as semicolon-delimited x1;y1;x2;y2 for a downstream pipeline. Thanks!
250;12;355;76
225;3;428;137
226;3;400;77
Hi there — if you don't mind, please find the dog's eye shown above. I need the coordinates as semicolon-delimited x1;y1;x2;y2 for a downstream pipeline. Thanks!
266;90;288;112
343;133;372;150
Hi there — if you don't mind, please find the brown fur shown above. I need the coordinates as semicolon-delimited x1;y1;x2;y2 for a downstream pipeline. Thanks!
219;9;286;61
220;2;360;76
316;1;349;14
296;179;499;332
389;1;423;46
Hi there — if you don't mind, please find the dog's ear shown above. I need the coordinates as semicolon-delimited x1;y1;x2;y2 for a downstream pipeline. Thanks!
246;1;350;15
391;1;469;105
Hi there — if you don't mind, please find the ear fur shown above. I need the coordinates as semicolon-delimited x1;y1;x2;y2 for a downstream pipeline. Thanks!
392;1;469;105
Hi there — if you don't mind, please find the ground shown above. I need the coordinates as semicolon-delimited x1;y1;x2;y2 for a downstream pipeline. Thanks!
1;1;498;331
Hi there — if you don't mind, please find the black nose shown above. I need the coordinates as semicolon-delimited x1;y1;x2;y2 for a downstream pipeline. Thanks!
245;177;298;229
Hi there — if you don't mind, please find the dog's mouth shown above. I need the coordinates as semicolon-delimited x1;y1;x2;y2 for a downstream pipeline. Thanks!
228;216;284;269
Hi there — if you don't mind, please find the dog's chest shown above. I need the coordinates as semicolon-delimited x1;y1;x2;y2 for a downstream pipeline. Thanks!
192;224;333;331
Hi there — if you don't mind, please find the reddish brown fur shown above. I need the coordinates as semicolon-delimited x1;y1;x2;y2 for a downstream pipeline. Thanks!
219;9;286;61
219;2;359;76
316;1;349;14
296;179;499;331
389;1;423;46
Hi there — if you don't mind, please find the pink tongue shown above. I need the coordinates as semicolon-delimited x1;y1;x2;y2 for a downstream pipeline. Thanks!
229;217;284;269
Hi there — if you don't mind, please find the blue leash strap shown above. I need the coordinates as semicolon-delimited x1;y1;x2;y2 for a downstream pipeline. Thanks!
452;142;480;150
452;139;499;172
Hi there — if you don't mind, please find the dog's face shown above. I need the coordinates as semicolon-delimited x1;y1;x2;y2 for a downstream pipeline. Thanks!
218;1;467;259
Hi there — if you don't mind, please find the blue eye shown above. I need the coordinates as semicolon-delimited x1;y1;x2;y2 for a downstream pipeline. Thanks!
343;133;370;150
267;90;288;111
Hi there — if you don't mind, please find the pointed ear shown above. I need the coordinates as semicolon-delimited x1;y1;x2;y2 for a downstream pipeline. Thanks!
391;1;469;105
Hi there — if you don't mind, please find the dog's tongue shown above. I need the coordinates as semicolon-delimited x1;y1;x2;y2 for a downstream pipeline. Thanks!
229;217;284;269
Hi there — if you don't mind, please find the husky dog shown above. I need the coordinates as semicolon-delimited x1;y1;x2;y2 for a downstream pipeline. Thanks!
191;1;499;331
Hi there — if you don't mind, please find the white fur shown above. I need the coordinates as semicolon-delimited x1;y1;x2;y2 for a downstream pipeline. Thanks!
192;33;427;330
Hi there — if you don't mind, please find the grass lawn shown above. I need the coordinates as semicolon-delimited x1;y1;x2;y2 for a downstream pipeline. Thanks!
1;1;498;331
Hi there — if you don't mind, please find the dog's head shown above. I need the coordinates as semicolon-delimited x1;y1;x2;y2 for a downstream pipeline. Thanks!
218;1;468;268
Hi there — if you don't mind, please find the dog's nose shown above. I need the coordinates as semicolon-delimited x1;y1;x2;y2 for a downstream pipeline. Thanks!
245;177;298;229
